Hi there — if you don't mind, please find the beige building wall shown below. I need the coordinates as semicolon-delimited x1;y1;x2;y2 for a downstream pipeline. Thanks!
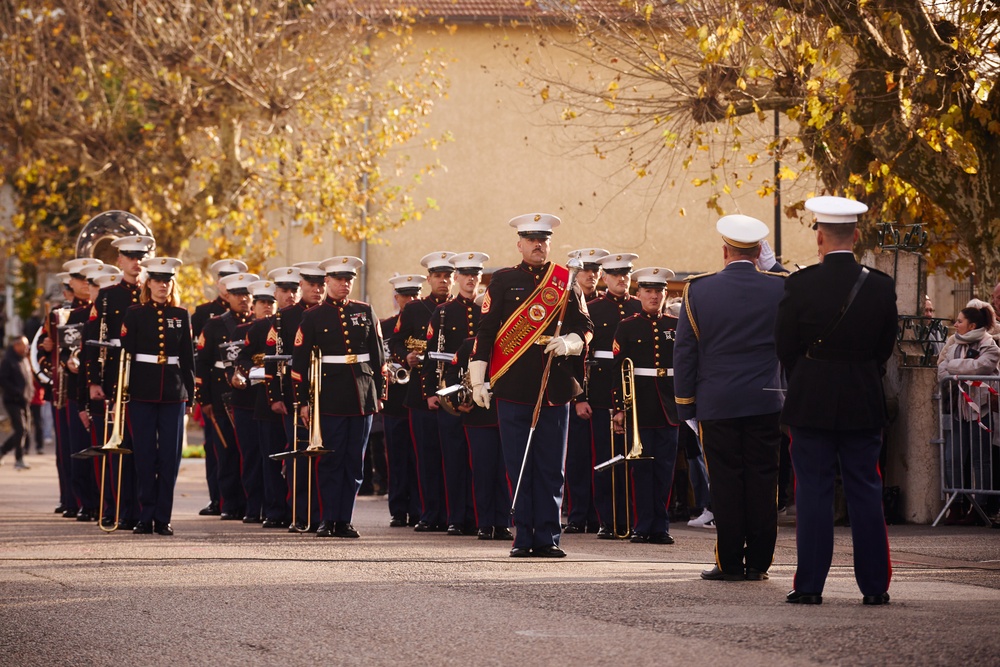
275;25;821;317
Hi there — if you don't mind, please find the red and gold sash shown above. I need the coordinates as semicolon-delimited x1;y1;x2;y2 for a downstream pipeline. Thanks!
490;263;569;384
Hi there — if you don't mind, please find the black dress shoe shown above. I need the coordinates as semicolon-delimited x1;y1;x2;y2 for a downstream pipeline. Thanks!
562;522;585;534
532;545;567;558
389;515;408;527
786;590;823;605
198;502;221;516
630;533;649;543
288;522;308;533
477;528;494;540
334;522;360;538
242;515;263;524
117;520;137;531
446;524;463;536
745;568;769;581
493;527;514;541
701;566;744;581
76;509;97;522
862;592;890;605
220;512;243;521
100;517;116;528
262;518;289;529
55;504;66;514
133;522;153;534
509;547;532;557
62;508;80;518
649;532;675;545
154;523;174;536
315;521;335;537
413;520;433;532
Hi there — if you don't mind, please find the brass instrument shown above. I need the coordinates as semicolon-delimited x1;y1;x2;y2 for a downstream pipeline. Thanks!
434;308;463;417
270;350;328;532
594;357;652;538
76;210;155;264
436;369;475;413
387;362;410;385
404;336;427;366
73;346;132;533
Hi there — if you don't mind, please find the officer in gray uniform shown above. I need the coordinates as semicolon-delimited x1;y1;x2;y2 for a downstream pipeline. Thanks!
673;214;785;582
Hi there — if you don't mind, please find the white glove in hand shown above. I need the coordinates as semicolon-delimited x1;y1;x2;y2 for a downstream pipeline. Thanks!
755;239;777;271
544;332;584;357
468;360;491;409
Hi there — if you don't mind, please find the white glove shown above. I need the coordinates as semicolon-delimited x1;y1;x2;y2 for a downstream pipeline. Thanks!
469;360;491;409
755;239;777;271
544;332;584;357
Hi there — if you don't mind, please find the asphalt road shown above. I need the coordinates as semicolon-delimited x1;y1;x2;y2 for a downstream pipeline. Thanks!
1;452;998;666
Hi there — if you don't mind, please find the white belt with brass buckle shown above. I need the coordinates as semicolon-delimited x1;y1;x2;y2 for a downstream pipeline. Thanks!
213;361;229;369
633;367;673;377
321;353;370;364
593;350;614;359
135;353;179;366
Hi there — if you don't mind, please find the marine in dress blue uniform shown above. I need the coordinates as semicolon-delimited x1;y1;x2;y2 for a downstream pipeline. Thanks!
292;256;385;539
611;267;680;544
776;196;896;606
423;252;489;536
196;271;259;520
264;262;326;532
191;258;247;516
382;274;425;527
84;234;154;530
236;268;300;529
585;252;642;539
222;275;270;524
443;337;513;540
121;257;195;535
63;258;104;522
562;247;608;534
470;213;593;557
36;274;78;516
673;215;785;581
389;252;455;532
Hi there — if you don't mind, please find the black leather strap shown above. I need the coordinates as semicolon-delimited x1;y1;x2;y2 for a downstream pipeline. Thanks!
807;267;870;357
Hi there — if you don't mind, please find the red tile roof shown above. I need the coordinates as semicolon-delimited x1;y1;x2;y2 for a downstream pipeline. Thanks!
334;0;641;23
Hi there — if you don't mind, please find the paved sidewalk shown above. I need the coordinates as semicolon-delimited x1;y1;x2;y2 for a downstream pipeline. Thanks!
1;453;998;666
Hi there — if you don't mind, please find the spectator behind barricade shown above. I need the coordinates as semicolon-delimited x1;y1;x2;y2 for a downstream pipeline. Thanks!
937;304;999;525
965;298;1000;344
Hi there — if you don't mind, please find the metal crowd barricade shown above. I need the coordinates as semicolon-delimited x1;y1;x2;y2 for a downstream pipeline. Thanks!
934;374;1000;526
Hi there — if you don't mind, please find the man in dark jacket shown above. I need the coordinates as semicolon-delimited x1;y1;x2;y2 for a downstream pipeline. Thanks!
0;336;32;470
776;196;897;607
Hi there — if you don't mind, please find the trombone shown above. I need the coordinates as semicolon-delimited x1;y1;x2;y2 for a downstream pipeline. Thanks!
74;346;133;533
593;357;651;538
270;349;329;532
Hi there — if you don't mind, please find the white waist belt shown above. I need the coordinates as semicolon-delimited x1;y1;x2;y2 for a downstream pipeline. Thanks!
135;353;179;366
213;361;229;369
322;353;370;364
633;367;673;377
593;350;614;359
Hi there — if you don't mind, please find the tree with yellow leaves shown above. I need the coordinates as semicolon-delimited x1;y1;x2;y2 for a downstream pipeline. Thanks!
515;0;998;277
0;0;450;288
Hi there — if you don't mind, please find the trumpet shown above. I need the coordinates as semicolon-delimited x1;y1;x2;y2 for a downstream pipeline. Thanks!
593;357;651;539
